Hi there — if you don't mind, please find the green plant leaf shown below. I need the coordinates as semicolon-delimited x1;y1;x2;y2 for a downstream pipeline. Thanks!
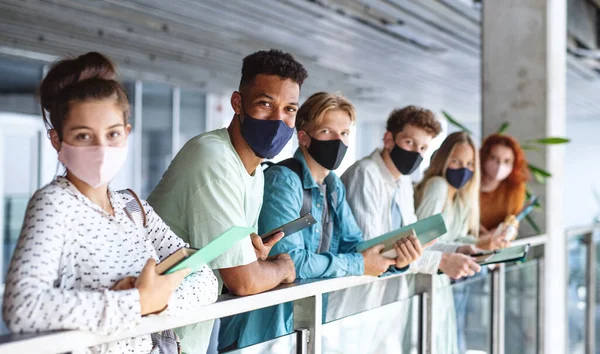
528;164;552;177
521;145;542;152
525;214;542;234
529;137;570;145
497;122;510;135
441;111;473;134
531;171;546;184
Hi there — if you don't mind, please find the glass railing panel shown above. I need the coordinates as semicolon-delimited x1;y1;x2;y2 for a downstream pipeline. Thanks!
224;332;296;354
567;233;587;354
452;270;492;354
322;293;420;354
504;259;540;354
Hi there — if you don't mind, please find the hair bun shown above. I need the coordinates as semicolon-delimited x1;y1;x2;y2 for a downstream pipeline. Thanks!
40;52;117;112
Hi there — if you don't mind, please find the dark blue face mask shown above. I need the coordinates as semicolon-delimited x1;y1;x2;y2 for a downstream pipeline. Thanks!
239;97;294;159
445;167;473;189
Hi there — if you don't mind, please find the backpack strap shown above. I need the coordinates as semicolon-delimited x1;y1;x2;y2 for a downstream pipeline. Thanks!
119;188;147;228
269;158;312;216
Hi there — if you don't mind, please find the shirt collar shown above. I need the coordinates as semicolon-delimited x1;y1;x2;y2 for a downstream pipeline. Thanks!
370;148;410;188
293;148;340;192
55;176;125;213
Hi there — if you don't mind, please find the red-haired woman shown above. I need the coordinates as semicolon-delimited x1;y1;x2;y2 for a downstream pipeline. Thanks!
479;134;530;248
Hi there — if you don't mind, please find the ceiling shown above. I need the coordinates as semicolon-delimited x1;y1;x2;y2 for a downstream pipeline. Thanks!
0;0;599;123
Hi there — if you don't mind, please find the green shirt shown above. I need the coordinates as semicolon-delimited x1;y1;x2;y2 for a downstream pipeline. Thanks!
147;128;263;353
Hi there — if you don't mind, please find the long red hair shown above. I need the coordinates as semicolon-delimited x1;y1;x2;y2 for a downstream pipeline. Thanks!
480;134;529;185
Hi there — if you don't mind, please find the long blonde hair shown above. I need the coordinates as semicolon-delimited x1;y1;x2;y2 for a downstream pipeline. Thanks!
415;131;480;236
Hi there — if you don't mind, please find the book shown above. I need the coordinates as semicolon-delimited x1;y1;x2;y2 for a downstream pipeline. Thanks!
156;226;256;275
356;214;447;258
475;244;530;266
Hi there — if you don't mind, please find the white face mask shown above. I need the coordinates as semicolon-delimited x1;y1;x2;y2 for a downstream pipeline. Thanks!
58;142;128;188
485;160;512;181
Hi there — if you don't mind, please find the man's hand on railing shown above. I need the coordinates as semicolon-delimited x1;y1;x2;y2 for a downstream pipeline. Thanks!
272;253;296;284
251;232;284;260
438;253;481;280
361;244;397;276
394;235;423;268
136;258;190;315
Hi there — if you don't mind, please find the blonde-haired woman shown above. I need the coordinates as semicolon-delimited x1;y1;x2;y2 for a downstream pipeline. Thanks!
415;131;483;354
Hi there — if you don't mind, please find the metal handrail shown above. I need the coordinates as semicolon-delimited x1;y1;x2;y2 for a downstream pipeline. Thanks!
0;272;414;354
566;224;600;239
0;233;555;354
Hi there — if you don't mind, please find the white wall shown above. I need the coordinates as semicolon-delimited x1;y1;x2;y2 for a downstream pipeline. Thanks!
563;118;600;227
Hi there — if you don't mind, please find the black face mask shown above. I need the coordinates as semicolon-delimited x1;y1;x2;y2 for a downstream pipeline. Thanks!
306;136;348;171
389;145;423;175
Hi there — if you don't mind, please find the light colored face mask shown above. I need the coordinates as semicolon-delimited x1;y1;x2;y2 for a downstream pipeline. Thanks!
58;142;128;188
485;159;512;181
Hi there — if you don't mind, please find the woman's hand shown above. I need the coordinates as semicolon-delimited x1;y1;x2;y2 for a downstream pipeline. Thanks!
135;259;190;315
110;276;136;291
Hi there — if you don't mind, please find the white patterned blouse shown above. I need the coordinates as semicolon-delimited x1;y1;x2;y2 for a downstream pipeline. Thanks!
2;177;218;354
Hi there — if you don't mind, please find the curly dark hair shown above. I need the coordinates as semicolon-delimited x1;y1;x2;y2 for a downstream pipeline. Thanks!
386;105;442;137
240;49;308;89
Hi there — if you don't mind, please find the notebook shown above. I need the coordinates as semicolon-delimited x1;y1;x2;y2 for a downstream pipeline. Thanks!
355;214;447;258
474;244;530;266
157;226;256;275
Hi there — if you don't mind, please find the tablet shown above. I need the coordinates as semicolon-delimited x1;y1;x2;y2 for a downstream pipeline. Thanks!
261;213;317;243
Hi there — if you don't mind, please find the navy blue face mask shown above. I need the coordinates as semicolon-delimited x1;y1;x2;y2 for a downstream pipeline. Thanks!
239;98;294;159
445;167;473;189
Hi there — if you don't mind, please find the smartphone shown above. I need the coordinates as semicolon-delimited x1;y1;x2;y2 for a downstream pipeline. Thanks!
261;213;317;243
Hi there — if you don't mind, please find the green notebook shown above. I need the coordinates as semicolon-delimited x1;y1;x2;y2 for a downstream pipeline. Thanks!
356;214;447;254
475;244;530;266
161;226;256;274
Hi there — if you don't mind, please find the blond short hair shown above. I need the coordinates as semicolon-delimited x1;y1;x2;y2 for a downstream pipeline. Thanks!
295;92;356;132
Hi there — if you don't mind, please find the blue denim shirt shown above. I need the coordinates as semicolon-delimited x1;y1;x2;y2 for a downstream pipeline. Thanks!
218;149;365;350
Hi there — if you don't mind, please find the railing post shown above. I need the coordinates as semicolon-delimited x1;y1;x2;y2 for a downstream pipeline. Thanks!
293;295;322;354
537;256;545;354
415;274;434;354
295;328;309;354
491;264;506;354
584;232;596;354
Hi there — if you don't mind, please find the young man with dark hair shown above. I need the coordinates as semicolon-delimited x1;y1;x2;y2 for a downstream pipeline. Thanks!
218;93;423;352
148;49;307;354
327;106;478;353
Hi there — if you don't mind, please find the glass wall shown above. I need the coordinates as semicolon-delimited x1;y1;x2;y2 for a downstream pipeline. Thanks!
141;83;173;198
0;54;209;291
180;88;207;150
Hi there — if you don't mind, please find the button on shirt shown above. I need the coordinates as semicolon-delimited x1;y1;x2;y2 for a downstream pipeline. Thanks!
2;177;218;354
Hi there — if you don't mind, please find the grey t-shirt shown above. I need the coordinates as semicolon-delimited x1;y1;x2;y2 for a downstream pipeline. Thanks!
317;183;333;253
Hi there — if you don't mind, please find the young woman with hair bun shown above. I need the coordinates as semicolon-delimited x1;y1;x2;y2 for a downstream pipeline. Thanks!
2;52;217;354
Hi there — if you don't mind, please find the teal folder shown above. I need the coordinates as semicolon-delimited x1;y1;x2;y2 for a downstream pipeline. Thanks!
356;214;447;253
475;244;530;266
164;226;256;274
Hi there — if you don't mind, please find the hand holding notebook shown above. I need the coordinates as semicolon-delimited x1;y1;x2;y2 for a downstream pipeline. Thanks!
156;226;256;275
356;214;448;259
